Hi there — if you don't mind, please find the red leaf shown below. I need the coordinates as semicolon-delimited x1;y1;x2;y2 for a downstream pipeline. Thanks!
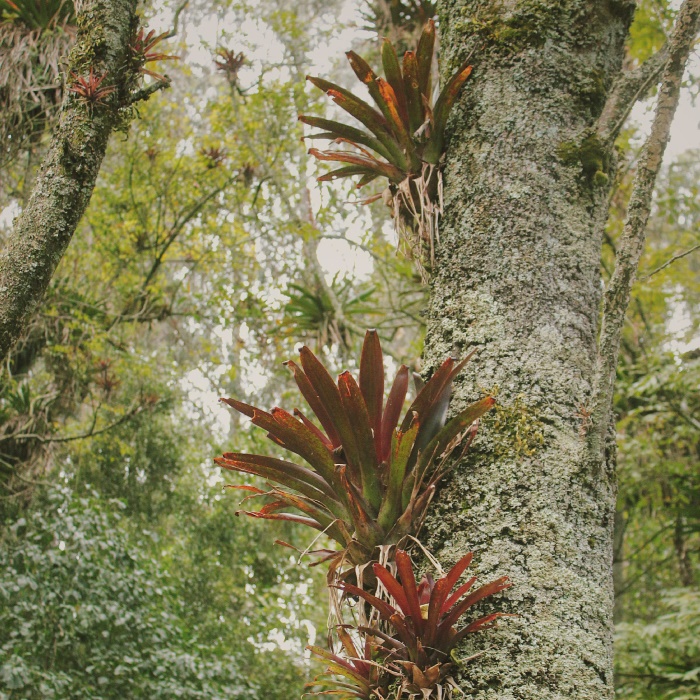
217;452;335;500
285;360;341;447
300;346;362;483
395;550;424;633
293;408;332;448
373;563;411;616
359;329;384;442
336;582;397;620
381;39;409;127
400;351;476;435
453;613;514;645
238;510;324;530
439;576;512;633
379;365;409;462
445;551;474;591
442;576;477;612
338;371;381;510
424;576;451;647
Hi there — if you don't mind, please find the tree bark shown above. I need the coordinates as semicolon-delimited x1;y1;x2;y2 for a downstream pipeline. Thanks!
423;0;700;696
423;1;634;697
0;0;147;363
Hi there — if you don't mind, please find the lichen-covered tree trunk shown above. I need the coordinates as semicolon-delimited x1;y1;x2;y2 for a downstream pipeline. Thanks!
0;0;141;362
423;1;636;697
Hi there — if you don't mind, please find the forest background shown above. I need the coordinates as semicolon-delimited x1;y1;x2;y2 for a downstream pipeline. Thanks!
0;0;698;698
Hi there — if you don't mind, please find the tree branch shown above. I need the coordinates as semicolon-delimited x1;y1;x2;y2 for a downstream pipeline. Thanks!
590;0;700;461
0;0;168;363
163;0;189;39
6;402;145;444
640;242;700;280
129;77;171;105
597;42;671;146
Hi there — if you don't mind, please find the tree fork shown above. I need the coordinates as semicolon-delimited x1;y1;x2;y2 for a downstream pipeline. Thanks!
0;0;168;364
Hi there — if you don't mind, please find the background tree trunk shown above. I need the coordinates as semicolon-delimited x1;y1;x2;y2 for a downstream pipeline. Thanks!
423;1;636;697
0;0;147;363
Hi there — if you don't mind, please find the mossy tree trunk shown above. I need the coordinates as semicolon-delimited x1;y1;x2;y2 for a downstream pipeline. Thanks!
0;0;166;363
422;1;657;697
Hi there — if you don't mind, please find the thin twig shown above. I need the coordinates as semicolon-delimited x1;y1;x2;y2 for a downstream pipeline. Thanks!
640;242;700;280
163;0;189;39
9;403;144;444
129;77;171;105
597;43;671;146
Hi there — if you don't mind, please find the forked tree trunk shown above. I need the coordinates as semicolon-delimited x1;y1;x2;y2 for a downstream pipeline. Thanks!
423;1;636;697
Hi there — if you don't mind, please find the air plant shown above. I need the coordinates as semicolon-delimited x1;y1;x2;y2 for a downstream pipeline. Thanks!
130;28;177;82
283;279;376;353
68;68;115;107
215;330;494;567
308;550;512;699
299;20;473;279
199;144;228;168
214;47;246;89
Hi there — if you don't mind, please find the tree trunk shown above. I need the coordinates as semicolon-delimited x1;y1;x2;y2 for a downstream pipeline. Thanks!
0;0;148;363
423;1;636;697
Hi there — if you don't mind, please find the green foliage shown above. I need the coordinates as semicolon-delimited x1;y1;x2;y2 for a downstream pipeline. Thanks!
283;279;376;352
0;485;312;699
610;150;700;696
0;0;74;31
627;0;674;63
616;590;700;699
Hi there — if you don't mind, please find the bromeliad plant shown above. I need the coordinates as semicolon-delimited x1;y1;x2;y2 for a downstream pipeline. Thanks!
216;330;494;567
283;279;376;354
130;28;178;82
0;0;76;160
68;68;116;109
308;550;512;699
299;20;473;278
